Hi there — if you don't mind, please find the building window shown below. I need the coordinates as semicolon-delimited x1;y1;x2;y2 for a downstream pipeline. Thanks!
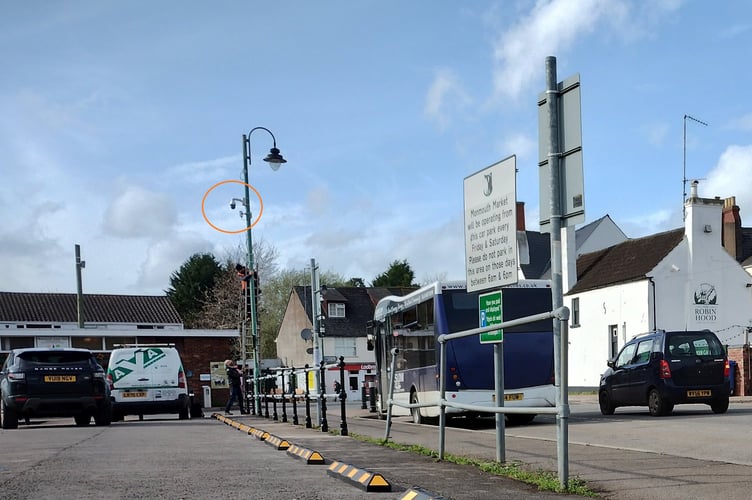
571;298;580;327
3;336;35;350
328;303;346;318
72;337;104;351
334;337;356;357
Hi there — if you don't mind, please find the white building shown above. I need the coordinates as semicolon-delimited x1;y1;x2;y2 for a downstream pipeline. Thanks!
567;183;752;388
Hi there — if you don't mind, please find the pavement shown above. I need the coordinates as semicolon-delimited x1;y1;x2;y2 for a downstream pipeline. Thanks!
210;395;752;499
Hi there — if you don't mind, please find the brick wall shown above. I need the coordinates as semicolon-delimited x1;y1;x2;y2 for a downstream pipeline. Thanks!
728;346;752;396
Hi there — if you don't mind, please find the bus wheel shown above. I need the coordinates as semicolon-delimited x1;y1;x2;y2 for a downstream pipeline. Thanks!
410;390;423;424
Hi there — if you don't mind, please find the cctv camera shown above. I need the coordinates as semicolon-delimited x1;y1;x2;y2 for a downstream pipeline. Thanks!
230;200;236;210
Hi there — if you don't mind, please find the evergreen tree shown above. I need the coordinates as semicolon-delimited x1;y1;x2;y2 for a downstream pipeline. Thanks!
371;259;417;287
166;253;223;327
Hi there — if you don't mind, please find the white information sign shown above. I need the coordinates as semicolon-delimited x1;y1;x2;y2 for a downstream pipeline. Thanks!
463;156;518;293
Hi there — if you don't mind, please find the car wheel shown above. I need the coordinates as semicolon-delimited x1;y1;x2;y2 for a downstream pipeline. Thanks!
599;390;616;415
410;390;423;424
648;389;670;416
2;401;19;429
711;397;729;414
178;405;190;420
506;414;536;426
74;414;91;426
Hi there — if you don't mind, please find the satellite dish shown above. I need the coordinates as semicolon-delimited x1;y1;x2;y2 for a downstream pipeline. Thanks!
300;328;313;341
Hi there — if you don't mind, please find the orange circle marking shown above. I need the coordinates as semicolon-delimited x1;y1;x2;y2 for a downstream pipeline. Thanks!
201;179;264;234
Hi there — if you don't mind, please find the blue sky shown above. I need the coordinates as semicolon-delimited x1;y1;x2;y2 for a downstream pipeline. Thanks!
2;0;752;295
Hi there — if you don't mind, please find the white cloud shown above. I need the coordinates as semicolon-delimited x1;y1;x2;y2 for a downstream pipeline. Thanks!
727;114;752;132
166;155;238;185
642;122;670;146
704;145;752;212
102;185;177;238
491;0;612;101
500;132;536;161
135;234;216;292
424;67;471;131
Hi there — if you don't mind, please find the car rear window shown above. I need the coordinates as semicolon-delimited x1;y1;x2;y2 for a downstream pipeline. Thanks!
668;333;724;357
18;351;94;365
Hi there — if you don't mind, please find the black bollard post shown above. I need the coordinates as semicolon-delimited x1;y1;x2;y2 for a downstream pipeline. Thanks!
264;391;270;418
304;364;312;428
319;360;328;432
291;367;299;425
281;370;288;423
361;382;367;410
272;389;279;421
370;384;377;413
338;356;348;436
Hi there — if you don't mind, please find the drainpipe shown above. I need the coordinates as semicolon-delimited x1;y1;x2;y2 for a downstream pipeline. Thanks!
648;278;657;331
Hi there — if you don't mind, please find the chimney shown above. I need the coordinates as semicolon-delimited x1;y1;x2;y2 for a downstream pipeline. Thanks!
516;201;526;231
722;197;743;261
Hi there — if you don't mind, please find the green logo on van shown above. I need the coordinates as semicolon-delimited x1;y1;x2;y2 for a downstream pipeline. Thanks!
141;348;167;368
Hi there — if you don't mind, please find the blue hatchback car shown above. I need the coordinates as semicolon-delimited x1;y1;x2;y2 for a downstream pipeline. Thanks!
599;329;730;416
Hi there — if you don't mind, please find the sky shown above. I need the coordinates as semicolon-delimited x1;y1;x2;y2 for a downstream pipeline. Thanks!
2;0;752;296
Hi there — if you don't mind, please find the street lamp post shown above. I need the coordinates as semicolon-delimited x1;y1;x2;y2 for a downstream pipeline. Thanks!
242;127;286;415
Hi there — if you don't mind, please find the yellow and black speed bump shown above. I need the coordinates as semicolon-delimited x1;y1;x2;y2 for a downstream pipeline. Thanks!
326;461;391;492
250;428;269;441
237;423;252;433
286;444;326;464
399;486;446;499
264;434;291;450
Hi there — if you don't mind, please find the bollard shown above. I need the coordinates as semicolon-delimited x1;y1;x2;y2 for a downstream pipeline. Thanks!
264;392;270;418
281;372;288;423
272;391;279;421
361;383;367;410
291;367;299;425
319;360;328;432
338;356;348;436
369;384;377;413
304;364;312;428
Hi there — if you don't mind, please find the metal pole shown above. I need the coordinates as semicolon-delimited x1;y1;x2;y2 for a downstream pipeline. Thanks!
546;55;568;488
75;244;85;328
383;348;399;442
319;360;328;432
310;259;322;425
291;367;299;425
438;339;447;459
338;356;348;436
494;342;505;462
242;133;262;416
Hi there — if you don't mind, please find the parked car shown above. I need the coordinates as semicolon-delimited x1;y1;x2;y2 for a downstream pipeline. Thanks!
106;344;190;420
1;348;112;429
599;329;730;416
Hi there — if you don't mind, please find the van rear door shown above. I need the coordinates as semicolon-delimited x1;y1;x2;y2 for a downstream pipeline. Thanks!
109;348;180;401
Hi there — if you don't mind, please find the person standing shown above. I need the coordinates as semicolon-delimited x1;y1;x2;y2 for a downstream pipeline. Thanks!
224;359;245;415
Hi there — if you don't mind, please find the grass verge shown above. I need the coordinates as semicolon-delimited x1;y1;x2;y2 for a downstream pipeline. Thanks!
347;432;599;497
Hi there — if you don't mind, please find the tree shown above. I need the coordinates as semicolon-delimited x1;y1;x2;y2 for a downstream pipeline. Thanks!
166;253;223;327
371;259;418;287
346;277;366;287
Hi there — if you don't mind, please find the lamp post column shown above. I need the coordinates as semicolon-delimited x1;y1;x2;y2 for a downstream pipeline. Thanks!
242;133;262;415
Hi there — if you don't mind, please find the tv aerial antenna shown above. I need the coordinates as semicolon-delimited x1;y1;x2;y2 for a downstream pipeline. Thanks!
683;114;708;219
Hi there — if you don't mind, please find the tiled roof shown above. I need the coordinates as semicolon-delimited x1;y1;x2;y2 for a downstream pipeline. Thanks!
292;286;415;338
0;292;183;325
567;228;684;295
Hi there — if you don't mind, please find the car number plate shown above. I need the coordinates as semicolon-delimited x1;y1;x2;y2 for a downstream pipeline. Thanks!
123;391;147;398
493;393;524;402
687;390;711;397
44;375;76;382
